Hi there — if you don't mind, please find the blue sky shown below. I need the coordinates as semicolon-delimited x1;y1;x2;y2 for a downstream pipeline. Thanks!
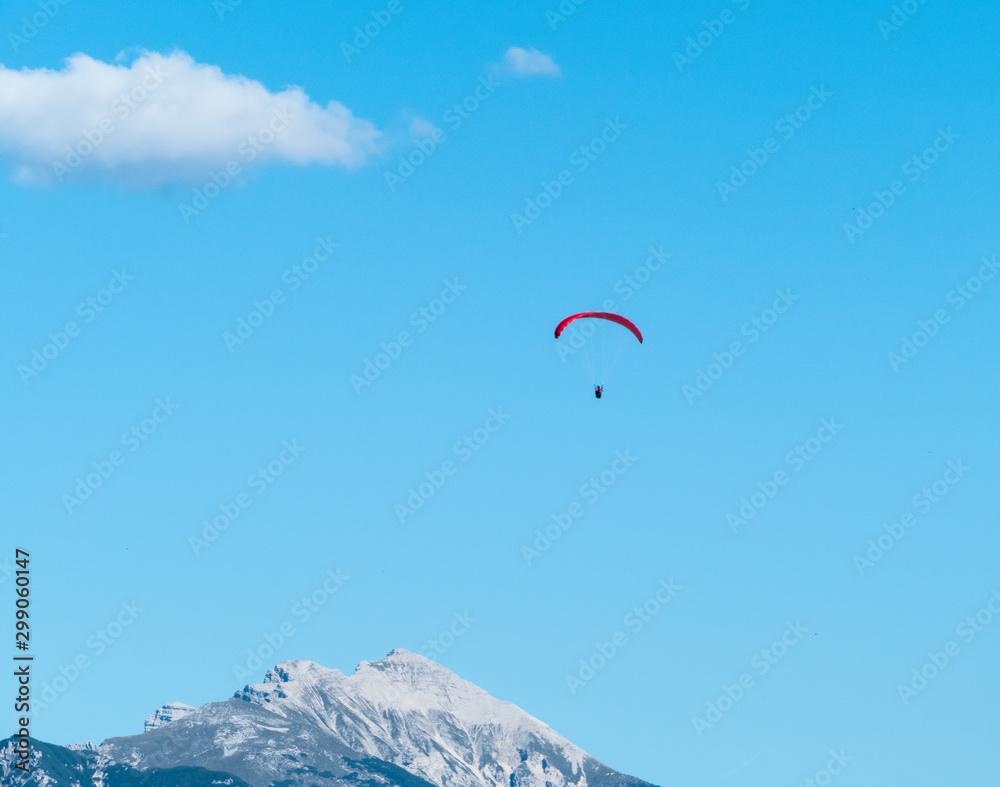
2;0;1000;785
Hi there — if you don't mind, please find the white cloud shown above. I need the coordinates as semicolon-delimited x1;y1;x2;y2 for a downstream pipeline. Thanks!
408;116;440;139
495;47;561;78
0;51;383;186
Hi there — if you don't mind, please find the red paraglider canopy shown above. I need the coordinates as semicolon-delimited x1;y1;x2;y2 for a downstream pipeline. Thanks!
554;312;643;343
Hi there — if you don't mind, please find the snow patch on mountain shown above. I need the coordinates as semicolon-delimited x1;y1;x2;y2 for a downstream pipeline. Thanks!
66;741;99;752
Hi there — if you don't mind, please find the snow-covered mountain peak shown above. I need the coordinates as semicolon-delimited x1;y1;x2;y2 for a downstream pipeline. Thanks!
262;658;342;684
358;647;437;674
143;701;196;732
231;650;601;787
240;650;545;729
264;649;448;684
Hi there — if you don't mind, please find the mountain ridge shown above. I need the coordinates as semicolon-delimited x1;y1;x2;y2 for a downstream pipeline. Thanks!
3;649;659;787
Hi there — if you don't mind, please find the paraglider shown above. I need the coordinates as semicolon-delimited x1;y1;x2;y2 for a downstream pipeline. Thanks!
555;312;642;398
554;312;643;343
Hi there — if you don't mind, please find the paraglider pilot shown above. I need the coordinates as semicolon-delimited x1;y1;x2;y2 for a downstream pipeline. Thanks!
594;385;603;399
